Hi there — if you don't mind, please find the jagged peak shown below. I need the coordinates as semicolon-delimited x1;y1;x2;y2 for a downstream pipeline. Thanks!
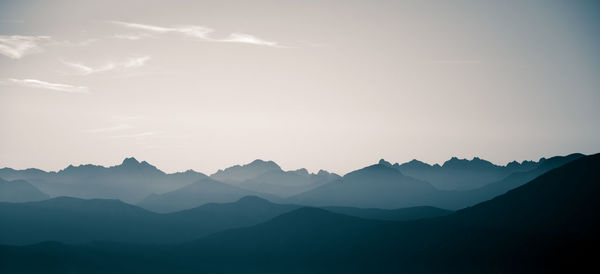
292;168;310;177
247;159;281;169
442;156;496;169
316;169;331;176
378;159;392;166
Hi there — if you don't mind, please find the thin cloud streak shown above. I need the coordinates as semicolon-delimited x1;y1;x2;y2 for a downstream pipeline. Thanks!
0;35;50;59
62;56;151;75
110;21;284;47
6;78;90;93
221;33;281;47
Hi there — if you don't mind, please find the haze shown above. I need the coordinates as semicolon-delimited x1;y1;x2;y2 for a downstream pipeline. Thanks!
1;0;599;175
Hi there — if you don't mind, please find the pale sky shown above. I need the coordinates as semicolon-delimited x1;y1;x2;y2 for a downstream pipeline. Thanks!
1;0;599;175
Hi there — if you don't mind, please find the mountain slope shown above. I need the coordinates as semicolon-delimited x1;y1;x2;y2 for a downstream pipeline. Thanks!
0;177;49;202
136;178;277;213
0;196;297;245
288;164;439;208
386;156;541;190
1;153;598;273
210;159;282;183
323;205;452;221
210;159;341;197
435;153;585;209
0;158;207;203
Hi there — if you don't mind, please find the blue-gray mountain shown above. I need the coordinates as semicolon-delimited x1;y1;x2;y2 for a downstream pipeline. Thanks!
0;177;49;202
290;153;583;209
210;159;341;197
381;156;544;190
2;153;597;273
0;157;207;203
0;195;449;245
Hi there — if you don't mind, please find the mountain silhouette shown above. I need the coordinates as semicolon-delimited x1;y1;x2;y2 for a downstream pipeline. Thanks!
385;156;543;190
136;177;275;213
180;153;600;273
0;177;49;202
323;205;452;221
0;194;448;246
210;159;341;197
210;159;282;183
0;195;297;245
288;163;439;208
1;153;598;273
0;157;207;203
291;154;583;210
436;153;585;209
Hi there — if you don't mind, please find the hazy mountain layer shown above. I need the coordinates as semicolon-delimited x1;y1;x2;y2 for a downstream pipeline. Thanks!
0;194;449;245
380;156;543;190
210;159;341;197
2;153;597;273
136;178;278;213
0;157;207;203
290;154;583;210
0;177;49;202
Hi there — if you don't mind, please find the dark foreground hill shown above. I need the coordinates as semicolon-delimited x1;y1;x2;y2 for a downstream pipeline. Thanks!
0;196;298;245
1;153;598;273
0;194;443;245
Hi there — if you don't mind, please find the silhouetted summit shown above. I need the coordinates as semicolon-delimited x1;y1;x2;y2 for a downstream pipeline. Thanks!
211;159;282;183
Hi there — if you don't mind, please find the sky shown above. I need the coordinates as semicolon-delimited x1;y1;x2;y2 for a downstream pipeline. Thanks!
1;0;599;175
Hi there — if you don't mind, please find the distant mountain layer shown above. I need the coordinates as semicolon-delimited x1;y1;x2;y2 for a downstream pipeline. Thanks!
1;153;597;273
380;155;546;190
181;152;600;273
0;157;207;203
136;178;278;213
0;154;584;211
290;153;584;210
210;159;341;197
0;177;49;202
289;164;438;208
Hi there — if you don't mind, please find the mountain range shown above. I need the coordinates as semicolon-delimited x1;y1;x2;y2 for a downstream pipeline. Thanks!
0;195;450;245
0;154;584;211
1;153;597;273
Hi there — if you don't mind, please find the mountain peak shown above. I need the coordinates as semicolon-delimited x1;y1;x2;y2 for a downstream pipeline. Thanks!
378;159;392;167
116;157;164;174
442;156;496;169
399;159;432;169
121;157;140;166
248;159;281;170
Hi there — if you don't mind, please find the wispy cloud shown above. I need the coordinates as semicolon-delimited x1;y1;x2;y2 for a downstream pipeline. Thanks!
87;124;131;133
5;78;90;93
61;56;151;75
0;35;50;59
110;21;284;47
0;35;98;59
49;38;98;47
220;33;280;47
